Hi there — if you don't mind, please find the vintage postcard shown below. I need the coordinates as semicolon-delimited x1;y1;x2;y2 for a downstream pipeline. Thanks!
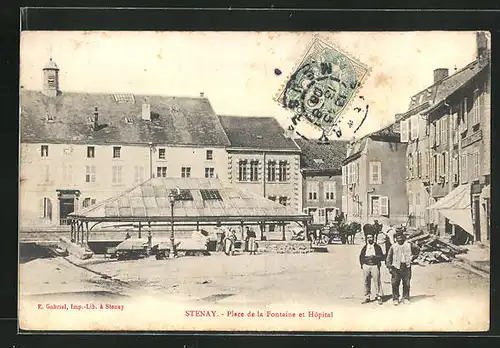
19;31;490;332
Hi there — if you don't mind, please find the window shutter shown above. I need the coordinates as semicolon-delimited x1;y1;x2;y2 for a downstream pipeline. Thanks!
435;120;440;146
422;152;427;178
347;163;352;184
355;163;359;184
376;162;382;184
400;119;409;142
443;116;448;144
444;152;449;182
369;162;374;184
381;196;389;216
286;161;291;181
430;123;435;147
342;166;346;185
464;97;468;130
39;198;44;218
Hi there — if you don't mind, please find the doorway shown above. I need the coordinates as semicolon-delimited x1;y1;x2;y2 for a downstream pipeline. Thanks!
57;189;80;225
473;197;481;242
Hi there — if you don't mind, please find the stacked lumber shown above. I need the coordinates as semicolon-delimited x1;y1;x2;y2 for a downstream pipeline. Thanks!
406;230;468;265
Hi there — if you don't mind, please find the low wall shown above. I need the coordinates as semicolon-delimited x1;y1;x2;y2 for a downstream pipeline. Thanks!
258;240;312;254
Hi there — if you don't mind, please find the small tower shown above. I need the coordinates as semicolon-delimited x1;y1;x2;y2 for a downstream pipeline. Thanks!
43;58;60;97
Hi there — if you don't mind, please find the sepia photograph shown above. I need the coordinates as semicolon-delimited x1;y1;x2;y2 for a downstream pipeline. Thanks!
19;30;490;332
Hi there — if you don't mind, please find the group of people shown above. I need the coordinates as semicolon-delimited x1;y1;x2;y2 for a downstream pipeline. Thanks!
359;221;420;306
217;226;258;256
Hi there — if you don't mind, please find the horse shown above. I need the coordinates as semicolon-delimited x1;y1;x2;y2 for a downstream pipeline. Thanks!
338;222;361;244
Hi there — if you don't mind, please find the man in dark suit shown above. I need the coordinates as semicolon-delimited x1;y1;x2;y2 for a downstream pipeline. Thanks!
359;232;385;305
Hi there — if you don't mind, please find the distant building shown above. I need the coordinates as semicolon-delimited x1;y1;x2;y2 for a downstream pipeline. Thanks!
397;31;491;246
218;116;302;212
342;123;408;226
295;138;348;225
20;58;231;228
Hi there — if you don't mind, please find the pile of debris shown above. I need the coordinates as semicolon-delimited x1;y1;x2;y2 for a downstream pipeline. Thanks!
407;230;468;265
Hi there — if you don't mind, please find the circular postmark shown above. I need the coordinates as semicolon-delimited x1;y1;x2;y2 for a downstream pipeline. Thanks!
282;47;359;134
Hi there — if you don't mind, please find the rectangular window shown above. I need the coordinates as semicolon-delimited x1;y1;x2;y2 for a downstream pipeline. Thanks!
112;165;123;184
317;208;326;224
41;145;49;157
158;148;166;159
205;167;215;178
250;160;259;181
370;196;381;216
181;167;191;178
325;181;336;201
113;146;121;158
156;166;167;178
342;165;347;185
206;150;213;160
63;164;73;184
369;161;382;184
134;166;145;183
278;161;288;182
410;116;418;140
307;181;319;200
40;164;50;183
460;154;468;183
267;161;277;181
87;146;95;158
472;89;481;126
238;160;248;181
279;196;288;206
85;165;96;183
430;122;436;147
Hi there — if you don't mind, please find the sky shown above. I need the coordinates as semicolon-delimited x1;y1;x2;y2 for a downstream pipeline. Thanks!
20;31;480;139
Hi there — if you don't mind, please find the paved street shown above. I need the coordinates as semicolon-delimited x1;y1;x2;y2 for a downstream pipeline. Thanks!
20;241;489;331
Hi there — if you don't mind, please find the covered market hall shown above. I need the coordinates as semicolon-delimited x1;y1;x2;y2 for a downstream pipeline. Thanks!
67;177;312;246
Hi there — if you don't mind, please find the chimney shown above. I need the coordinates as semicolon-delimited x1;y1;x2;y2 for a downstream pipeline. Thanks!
93;107;99;130
142;102;151;121
200;92;205;98
476;31;489;62
433;68;449;83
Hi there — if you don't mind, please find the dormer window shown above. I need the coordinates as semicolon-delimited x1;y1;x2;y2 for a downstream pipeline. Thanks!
113;146;121;159
41;145;49;157
206;150;213;160
313;159;324;164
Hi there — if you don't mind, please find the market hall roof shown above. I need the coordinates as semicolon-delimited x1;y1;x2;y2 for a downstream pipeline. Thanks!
69;177;310;223
218;116;301;151
20;90;231;147
294;138;348;174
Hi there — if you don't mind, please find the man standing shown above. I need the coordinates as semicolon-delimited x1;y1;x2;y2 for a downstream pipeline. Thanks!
246;226;257;255
386;232;421;305
359;232;384;305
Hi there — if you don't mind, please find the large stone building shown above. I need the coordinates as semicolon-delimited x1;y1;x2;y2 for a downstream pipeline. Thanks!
342;122;408;226
397;31;491;245
295;138;348;225
21;59;304;229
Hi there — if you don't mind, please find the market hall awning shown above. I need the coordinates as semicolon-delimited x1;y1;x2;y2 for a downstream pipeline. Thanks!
69;177;311;224
427;184;473;235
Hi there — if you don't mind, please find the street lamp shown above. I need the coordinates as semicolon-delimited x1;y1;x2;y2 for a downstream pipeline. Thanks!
168;190;177;258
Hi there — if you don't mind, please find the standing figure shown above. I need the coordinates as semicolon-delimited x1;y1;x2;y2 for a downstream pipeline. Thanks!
385;232;421;305
359;232;385;305
373;220;383;242
223;228;237;256
125;232;131;240
246;226;257;255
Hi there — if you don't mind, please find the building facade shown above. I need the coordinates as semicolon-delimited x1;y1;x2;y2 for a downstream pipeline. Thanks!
295;138;347;225
218;116;302;213
397;31;491;245
342;123;408;226
20;59;231;228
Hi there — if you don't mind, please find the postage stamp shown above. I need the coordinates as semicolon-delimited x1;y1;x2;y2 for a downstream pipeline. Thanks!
275;37;370;136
